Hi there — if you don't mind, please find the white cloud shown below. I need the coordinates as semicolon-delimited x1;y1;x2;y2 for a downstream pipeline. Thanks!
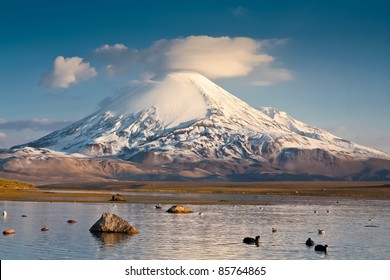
41;56;97;88
165;36;273;79
42;36;292;88
90;36;291;85
95;43;128;52
90;44;140;76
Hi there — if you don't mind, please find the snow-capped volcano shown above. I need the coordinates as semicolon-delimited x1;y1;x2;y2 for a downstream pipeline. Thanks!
4;71;390;182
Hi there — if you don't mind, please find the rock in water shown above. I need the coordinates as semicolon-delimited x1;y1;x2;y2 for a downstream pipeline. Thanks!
166;205;193;214
3;229;15;235
110;195;125;202
89;213;138;234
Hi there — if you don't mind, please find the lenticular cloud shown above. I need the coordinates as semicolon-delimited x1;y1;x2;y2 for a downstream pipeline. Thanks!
91;36;287;82
166;36;274;79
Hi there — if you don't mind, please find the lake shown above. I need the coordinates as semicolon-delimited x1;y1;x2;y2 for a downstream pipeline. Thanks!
0;196;389;259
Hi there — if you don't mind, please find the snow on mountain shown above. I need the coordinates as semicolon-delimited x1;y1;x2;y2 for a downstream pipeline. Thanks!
6;71;390;181
258;107;389;160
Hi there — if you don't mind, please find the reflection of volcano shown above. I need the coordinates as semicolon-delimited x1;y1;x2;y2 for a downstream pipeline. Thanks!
2;71;390;181
91;232;132;246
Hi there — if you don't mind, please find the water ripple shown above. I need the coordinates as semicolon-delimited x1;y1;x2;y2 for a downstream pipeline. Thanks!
0;198;389;259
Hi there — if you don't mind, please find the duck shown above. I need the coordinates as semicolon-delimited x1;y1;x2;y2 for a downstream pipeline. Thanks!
243;236;260;245
3;211;7;216
314;244;328;253
198;212;204;216
318;229;325;235
305;238;315;246
272;228;277;233
155;205;162;209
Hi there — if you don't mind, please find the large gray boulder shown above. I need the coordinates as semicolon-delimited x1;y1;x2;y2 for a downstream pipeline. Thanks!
166;205;193;214
89;213;138;234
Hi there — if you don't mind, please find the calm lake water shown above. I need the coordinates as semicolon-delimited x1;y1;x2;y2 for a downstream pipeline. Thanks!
0;196;389;260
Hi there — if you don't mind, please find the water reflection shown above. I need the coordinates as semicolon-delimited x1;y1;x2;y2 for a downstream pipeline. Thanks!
90;232;133;246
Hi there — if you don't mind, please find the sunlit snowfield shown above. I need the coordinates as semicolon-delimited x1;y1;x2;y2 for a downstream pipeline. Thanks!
0;196;389;259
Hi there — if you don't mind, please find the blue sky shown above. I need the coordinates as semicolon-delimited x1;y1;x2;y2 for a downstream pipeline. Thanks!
0;0;389;153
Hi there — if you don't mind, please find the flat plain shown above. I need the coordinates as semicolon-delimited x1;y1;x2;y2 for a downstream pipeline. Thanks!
1;179;389;204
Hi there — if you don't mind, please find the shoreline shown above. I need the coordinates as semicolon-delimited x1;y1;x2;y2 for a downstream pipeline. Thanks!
1;181;389;204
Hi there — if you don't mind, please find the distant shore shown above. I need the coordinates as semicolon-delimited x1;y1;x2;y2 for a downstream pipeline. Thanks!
1;181;389;204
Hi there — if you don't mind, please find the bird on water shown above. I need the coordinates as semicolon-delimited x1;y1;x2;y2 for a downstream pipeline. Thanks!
318;229;325;235
314;244;328;253
305;238;315;246
243;236;260;245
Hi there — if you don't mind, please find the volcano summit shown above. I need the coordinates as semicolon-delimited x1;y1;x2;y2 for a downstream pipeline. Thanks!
2;71;390;182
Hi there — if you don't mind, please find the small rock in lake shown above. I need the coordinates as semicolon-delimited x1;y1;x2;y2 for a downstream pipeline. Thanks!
166;205;193;214
3;229;15;235
110;195;125;202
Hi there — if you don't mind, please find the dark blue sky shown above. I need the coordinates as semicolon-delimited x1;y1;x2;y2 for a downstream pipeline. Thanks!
1;0;389;152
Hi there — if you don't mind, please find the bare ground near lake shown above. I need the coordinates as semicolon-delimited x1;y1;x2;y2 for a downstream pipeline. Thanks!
0;181;389;205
